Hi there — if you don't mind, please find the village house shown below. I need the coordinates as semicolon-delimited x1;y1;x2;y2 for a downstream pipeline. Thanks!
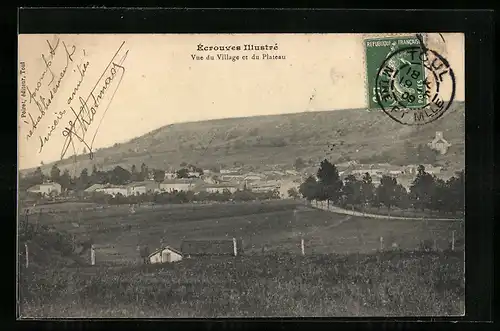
428;131;452;155
148;246;183;264
220;174;246;181
188;171;203;178
96;185;129;197
220;168;240;174
249;180;281;193
164;172;176;180
159;178;202;193
203;182;240;194
127;181;159;195
201;175;218;184
84;183;105;193
181;238;243;257
27;181;62;196
243;172;266;181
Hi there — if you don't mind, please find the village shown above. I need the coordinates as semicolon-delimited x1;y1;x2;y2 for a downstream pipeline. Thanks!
24;131;452;199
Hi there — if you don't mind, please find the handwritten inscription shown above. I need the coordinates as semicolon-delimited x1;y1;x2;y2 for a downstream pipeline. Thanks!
21;36;129;163
60;42;128;161
25;39;77;140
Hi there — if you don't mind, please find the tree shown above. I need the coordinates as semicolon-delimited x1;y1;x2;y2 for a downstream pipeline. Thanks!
153;169;165;183
176;168;190;179
131;164;140;181
33;166;45;184
445;170;464;214
59;169;72;191
50;165;61;182
409;165;436;211
109;166;132;185
376;175;400;211
287;187;300;199
394;183;410;209
342;174;362;207
299;175;320;201
316;159;343;204
140;163;149;181
360;172;375;206
78;168;89;190
429;177;447;212
294;157;306;171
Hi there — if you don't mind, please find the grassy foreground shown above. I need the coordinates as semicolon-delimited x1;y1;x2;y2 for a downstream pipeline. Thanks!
19;250;464;318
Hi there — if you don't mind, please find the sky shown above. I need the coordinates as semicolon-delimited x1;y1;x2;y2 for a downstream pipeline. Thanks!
18;33;464;170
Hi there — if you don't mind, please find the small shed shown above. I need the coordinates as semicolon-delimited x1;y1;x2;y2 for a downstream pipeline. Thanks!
148;246;183;264
181;238;244;257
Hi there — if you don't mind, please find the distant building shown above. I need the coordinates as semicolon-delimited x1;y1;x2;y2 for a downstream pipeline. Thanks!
84;183;105;193
428;131;451;155
249;180;280;193
220;168;239;174
202;175;218;184
243;172;266;181
27;182;62;196
148;246;183;264
181;239;243;257
126;181;159;195
203;183;240;194
220;174;245;181
160;178;201;192
96;185;129;197
164;172;176;180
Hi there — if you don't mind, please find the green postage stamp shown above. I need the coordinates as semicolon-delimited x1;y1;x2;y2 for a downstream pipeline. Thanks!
365;36;427;111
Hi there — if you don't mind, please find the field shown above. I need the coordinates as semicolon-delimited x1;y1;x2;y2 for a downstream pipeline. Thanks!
18;200;465;317
19;251;465;317
25;200;465;264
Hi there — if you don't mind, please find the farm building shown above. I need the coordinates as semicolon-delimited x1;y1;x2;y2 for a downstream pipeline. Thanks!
84;183;105;193
127;181;159;195
181;239;244;257
96;185;129;197
27;181;62;196
159;178;202;193
148;246;183;264
203;183;240;194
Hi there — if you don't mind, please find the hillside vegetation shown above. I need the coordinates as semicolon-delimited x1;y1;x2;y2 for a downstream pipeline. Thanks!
26;102;465;177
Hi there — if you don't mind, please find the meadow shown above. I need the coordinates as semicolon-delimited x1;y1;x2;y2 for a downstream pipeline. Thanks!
19;250;465;318
25;200;464;264
18;200;465;318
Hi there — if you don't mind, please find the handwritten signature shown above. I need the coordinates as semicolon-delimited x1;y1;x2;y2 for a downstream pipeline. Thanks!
59;42;129;161
25;37;77;141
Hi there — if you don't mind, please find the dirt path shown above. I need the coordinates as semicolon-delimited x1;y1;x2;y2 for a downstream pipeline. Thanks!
309;201;462;222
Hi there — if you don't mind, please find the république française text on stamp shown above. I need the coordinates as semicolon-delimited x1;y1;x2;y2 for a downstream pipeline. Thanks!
366;34;455;125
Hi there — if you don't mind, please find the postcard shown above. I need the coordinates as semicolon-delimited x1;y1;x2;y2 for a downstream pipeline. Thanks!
17;33;465;318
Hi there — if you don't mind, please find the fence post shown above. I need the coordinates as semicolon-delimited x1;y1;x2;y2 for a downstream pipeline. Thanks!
433;239;437;251
233;238;237;257
25;243;29;268
301;238;305;256
91;244;96;265
451;230;455;251
379;236;384;251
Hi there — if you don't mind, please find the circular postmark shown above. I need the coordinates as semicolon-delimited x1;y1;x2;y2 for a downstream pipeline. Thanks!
374;45;455;125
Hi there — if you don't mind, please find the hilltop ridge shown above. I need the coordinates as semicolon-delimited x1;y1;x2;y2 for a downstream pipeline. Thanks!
23;102;465;176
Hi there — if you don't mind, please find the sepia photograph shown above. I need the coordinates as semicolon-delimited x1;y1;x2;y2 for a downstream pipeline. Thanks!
17;32;465;318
